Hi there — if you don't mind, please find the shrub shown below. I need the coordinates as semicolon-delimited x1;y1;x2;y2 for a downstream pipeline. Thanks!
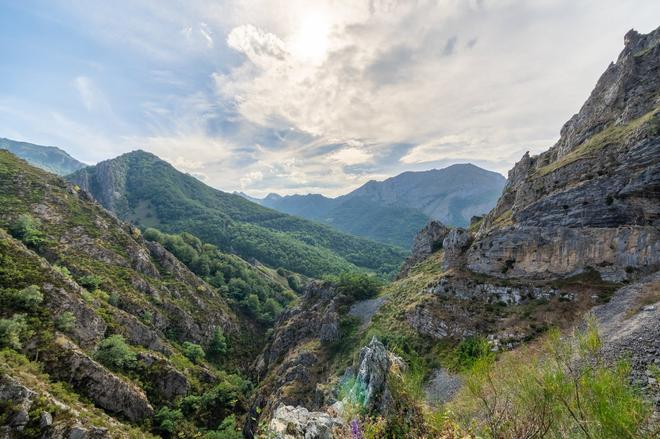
183;341;205;364
95;335;137;370
78;274;104;291
448;336;493;371
204;415;243;439
108;292;120;307
262;298;283;320
9;214;48;249
336;272;382;301
155;407;184;433
11;285;43;310
55;311;76;332
0;314;32;349
53;265;72;280
208;328;227;359
450;321;652;438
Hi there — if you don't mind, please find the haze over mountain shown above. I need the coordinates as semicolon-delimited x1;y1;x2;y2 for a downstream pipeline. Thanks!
0;138;86;175
245;164;506;247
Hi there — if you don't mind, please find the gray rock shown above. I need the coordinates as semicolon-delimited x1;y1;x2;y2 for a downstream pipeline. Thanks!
350;337;390;411
398;221;450;277
0;374;36;430
442;228;470;270
268;405;343;439
40;411;53;429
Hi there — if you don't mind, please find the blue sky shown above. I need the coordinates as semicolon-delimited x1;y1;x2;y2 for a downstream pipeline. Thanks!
1;0;658;196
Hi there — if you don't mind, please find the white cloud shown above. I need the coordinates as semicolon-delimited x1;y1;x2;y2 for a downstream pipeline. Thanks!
329;147;372;165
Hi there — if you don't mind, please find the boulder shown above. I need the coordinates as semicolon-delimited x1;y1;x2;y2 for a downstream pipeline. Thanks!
398;221;450;277
268;405;343;439
350;337;390;411
442;228;470;270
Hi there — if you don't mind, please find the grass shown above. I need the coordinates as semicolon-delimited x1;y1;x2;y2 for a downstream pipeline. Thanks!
536;106;660;176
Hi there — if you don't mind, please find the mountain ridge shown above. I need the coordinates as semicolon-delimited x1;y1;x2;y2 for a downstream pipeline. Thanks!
0;137;86;175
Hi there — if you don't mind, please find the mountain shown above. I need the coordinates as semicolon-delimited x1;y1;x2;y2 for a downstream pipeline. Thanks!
253;164;506;247
244;27;660;436
0;137;86;175
0;149;290;436
68;151;407;278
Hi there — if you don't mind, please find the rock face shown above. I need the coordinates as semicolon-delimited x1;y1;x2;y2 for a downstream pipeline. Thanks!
442;228;470;270
591;273;660;401
398;221;450;277
351;337;391;411
44;337;154;422
464;26;660;281
268;405;343;439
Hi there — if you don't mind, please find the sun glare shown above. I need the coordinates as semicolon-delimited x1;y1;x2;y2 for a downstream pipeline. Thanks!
289;11;331;64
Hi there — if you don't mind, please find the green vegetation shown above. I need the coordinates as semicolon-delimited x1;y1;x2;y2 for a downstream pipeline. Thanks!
449;322;652;438
143;228;297;323
55;311;76;332
9;214;49;250
94;335;137;371
208;327;228;360
183;341;206;364
0;314;31;349
68;151;407;277
2;285;43;311
334;272;383;302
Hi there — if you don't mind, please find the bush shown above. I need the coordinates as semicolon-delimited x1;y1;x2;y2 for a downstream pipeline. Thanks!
448;336;493;371
10;285;43;311
183;341;205;364
9;214;48;249
204;415;243;439
450;321;652;438
0;314;32;349
336;272;382;301
155;407;184;433
95;335;137;370
78;274;104;291
208;328;227;359
55;311;76;332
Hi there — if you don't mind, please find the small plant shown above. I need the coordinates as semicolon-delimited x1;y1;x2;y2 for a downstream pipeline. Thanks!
55;311;76;332
182;341;205;364
95;335;137;370
78;274;104;291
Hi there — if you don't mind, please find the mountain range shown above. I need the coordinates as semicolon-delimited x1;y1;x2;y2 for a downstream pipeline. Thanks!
0;137;86;175
241;164;506;247
67;151;407;278
0;26;658;439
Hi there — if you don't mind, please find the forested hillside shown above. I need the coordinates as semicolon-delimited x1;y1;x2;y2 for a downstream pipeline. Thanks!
68;151;407;278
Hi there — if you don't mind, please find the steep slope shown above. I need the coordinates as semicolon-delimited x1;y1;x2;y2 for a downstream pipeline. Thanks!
246;27;660;437
68;151;407;278
255;164;506;247
0;137;86;175
468;27;659;281
0;150;282;437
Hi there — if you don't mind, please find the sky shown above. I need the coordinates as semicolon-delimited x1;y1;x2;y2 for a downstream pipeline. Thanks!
0;1;658;197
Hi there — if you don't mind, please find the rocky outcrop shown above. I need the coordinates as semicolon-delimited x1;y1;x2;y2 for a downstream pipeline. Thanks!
398;221;449;277
461;27;660;281
268;405;343;439
350;337;391;412
0;374;36;432
592;273;660;402
43;337;154;422
442;228;470;270
137;352;190;402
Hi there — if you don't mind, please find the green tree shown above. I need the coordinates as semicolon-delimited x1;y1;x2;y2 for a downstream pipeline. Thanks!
336;272;382;301
9;214;48;249
208;327;227;359
95;335;136;370
183;341;205;364
0;314;31;349
11;285;43;310
55;311;76;332
78;274;104;291
155;407;184;433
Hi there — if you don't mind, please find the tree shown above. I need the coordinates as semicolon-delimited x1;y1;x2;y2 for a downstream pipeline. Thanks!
95;335;137;370
9;214;48;249
183;341;205;364
242;294;261;316
262;298;283;321
208;327;227;359
11;285;43;310
336;272;382;301
0;314;31;349
78;274;104;291
55;311;76;332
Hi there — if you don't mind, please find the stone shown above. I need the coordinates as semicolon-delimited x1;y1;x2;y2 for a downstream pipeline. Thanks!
398;221;450;277
40;411;53;429
350;337;390;411
442;228;470;270
268;405;343;439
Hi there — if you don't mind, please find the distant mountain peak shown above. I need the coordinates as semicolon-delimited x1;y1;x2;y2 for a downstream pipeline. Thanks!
0;137;86;176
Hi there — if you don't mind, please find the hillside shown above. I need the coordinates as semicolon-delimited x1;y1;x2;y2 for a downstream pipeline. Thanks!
253;164;506;247
0;137;86;175
0;149;294;436
243;27;660;437
68;151;407;278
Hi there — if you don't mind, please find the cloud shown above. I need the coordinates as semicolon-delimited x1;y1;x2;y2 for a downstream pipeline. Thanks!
329;146;372;165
